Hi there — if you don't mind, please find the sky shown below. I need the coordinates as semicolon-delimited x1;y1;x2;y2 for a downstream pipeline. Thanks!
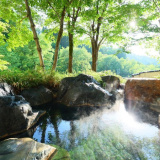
127;20;160;57
129;45;159;57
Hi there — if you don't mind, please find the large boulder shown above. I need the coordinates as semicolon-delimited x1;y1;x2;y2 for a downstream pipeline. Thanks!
124;78;160;124
0;95;45;139
0;138;57;160
0;83;14;96
58;74;100;100
125;78;160;112
58;74;113;107
101;76;123;101
21;85;53;106
101;75;120;92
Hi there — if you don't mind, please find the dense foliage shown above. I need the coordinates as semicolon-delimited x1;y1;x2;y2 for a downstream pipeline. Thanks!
98;53;159;77
0;0;160;80
0;41;159;77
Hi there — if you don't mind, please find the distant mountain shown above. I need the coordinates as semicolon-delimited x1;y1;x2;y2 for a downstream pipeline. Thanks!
126;54;159;65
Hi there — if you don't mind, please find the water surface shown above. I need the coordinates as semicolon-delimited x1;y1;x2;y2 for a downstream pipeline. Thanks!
33;101;160;160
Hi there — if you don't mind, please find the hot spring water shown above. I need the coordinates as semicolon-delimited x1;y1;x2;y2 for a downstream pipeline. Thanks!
33;101;160;160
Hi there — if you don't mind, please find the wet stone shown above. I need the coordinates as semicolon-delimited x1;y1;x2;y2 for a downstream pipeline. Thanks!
0;138;57;160
57;74;113;107
21;86;53;106
0;95;46;139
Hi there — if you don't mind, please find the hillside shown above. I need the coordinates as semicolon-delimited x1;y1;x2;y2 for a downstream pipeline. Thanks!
127;54;159;65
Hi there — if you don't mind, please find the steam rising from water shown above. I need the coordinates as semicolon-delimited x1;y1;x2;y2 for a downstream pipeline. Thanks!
74;100;159;139
33;101;160;159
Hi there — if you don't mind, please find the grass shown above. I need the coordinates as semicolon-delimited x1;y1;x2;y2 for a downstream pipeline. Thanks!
0;69;126;92
83;70;126;84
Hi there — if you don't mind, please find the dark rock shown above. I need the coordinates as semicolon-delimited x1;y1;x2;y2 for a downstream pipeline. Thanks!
119;83;125;90
75;74;100;85
0;83;14;96
0;95;46;139
21;86;53;106
58;74;113;107
58;74;100;100
0;138;57;160
101;76;120;92
111;89;124;100
58;77;76;100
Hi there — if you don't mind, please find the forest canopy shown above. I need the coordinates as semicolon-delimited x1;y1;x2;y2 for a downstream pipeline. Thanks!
0;0;160;77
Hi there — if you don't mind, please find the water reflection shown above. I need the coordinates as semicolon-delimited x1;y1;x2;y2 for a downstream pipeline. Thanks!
32;101;160;159
50;110;61;146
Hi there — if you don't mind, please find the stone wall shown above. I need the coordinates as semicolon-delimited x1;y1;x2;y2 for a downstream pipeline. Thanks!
132;70;160;78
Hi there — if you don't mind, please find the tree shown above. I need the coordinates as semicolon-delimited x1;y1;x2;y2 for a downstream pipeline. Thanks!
98;54;122;74
38;0;75;71
52;6;66;70
79;0;138;71
100;46;127;59
60;36;69;48
0;0;33;49
0;20;9;46
128;0;160;54
0;55;9;70
0;33;53;70
25;0;44;69
67;0;82;73
0;0;45;68
56;47;91;72
45;0;67;71
97;53;160;77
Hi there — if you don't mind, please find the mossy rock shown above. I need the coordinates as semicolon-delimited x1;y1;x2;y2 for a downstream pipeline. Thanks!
50;145;70;160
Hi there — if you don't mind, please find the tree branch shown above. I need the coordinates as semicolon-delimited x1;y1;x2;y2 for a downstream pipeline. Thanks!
19;15;28;23
67;0;74;4
153;0;160;13
91;20;95;39
75;7;81;20
96;1;99;14
102;3;108;15
98;37;106;48
47;0;61;19
96;17;103;43
73;7;75;19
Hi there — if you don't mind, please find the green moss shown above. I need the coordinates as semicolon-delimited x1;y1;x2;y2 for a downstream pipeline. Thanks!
50;144;70;160
0;69;125;92
82;70;126;84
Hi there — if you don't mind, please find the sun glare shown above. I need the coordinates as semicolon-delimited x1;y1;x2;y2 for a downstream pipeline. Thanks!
129;21;137;29
102;101;158;138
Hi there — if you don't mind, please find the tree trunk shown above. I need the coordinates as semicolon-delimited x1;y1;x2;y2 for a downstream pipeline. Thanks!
69;121;75;148
92;54;97;72
25;0;44;69
68;32;73;73
67;6;80;73
52;7;65;70
91;40;99;72
51;115;61;145
40;117;47;143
